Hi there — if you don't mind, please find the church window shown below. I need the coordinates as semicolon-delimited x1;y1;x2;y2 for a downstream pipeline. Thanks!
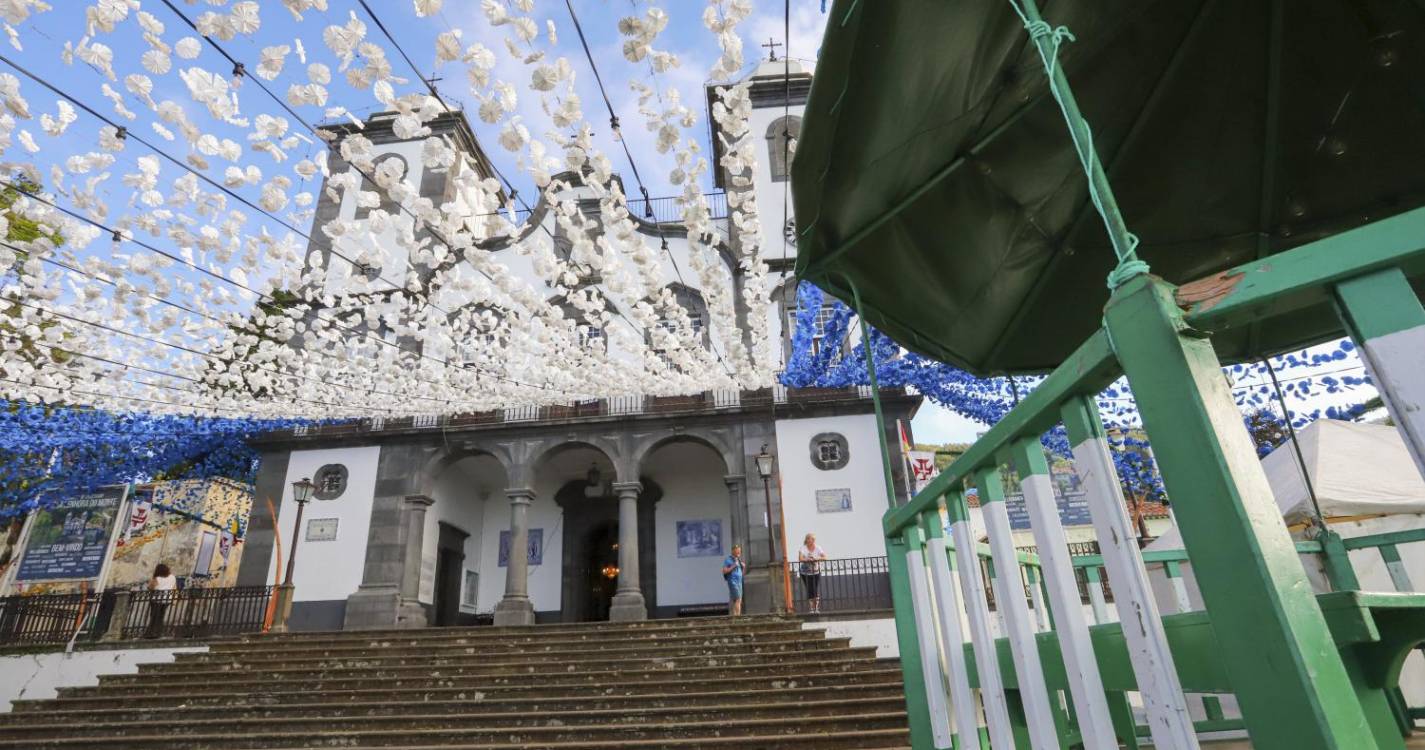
656;285;709;344
355;154;406;220
786;302;839;357
766;116;802;182
313;464;349;500
809;433;850;470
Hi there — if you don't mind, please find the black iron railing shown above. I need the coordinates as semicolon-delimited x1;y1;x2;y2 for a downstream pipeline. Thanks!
789;556;892;615
123;586;274;640
0;591;112;646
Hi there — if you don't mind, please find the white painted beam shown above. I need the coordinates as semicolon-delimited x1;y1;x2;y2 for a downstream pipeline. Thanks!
1064;396;1199;750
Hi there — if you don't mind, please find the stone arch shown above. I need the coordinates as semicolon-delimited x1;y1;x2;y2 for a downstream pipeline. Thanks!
529;436;626;485
419;443;513;497
632;430;737;477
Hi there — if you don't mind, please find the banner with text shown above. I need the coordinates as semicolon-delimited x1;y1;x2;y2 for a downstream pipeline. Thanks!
16;486;127;582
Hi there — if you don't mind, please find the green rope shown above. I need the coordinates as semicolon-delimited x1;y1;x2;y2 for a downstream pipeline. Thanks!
1008;0;1150;290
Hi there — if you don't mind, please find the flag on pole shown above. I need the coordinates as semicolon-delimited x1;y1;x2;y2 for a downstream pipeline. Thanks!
125;489;152;539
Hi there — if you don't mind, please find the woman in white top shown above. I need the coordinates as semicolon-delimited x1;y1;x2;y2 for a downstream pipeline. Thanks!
144;563;177;638
798;534;828;614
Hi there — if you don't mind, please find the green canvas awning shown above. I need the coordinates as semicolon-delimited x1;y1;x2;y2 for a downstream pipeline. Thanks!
793;0;1425;376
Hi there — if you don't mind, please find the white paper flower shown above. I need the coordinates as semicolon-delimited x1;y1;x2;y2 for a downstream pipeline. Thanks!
174;37;201;59
140;49;171;75
256;45;289;80
0;0;50;25
435;30;462;64
39;100;74;136
179;67;234;120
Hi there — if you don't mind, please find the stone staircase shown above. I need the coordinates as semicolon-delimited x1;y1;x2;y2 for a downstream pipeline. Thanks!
0;614;909;749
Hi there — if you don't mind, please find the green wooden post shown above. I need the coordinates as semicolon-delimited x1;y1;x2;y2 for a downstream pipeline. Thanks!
1104;274;1376;748
888;529;936;750
1332;267;1425;481
1318;529;1361;592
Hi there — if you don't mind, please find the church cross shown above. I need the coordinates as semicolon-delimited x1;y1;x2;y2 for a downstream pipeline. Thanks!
761;37;782;62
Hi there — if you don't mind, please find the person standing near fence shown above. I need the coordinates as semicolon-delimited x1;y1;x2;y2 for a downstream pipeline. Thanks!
798;534;828;614
144;563;176;638
722;545;744;616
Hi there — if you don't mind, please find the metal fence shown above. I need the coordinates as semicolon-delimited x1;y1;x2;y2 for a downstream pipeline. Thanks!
121;586;274;640
0;591;110;646
789;556;892;614
0;585;274;646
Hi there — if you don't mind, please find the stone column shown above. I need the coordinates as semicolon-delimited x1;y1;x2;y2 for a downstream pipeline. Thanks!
493;488;536;626
394;495;434;628
723;474;747;554
608;481;647;621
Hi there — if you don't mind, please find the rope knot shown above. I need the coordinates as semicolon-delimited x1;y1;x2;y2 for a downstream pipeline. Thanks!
1025;20;1075;45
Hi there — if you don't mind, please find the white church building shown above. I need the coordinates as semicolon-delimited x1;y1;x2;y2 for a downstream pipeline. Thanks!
235;60;922;630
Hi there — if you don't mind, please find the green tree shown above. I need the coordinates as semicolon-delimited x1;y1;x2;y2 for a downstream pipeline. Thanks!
1;174;69;365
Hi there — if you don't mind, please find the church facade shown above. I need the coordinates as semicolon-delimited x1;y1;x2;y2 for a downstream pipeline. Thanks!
235;60;923;630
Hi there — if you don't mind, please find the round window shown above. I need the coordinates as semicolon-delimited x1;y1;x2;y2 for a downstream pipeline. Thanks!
808;433;849;471
313;464;349;500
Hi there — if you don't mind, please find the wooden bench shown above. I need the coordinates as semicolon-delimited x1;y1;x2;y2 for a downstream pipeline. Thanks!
676;603;729;618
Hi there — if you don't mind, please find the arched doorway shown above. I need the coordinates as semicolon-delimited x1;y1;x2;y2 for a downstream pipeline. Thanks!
554;477;663;622
581;521;620;622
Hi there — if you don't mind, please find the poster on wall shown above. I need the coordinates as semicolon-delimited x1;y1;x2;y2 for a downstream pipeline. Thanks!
675;520;723;558
498;528;544;567
1005;459;1093;530
815;488;853;514
16;486;127;582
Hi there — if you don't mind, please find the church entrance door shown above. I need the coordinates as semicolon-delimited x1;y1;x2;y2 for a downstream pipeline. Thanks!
432;522;468;626
582;521;619;622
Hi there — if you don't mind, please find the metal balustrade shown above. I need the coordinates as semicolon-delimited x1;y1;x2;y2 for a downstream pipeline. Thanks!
787;555;892;614
0;590;109;646
0;585;276;645
121;586;274;640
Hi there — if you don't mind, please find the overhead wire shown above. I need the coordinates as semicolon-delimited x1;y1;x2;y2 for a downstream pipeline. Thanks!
3;296;400;416
6;241;552;408
0;50;421;303
0;181;583;396
348;0;736;379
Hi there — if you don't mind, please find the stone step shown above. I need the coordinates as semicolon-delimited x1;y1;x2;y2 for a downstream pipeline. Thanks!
178;635;849;670
158;638;859;673
0;696;910;740
206;626;818;657
34;669;903;711
60;664;904;701
244;615;795;644
5;682;905;721
0;712;909;748
105;647;879;685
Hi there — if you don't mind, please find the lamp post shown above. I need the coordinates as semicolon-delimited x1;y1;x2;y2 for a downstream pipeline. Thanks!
283;477;315;587
755;445;790;612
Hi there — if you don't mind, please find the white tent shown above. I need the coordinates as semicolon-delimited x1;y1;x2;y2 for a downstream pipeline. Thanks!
1145;419;1425;707
1265;419;1425;523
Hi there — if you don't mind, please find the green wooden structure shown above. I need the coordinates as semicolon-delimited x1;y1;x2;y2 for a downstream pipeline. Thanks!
792;1;1425;748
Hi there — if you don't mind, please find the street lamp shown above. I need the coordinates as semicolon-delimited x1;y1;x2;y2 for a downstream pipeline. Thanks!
755;445;790;612
283;477;315;587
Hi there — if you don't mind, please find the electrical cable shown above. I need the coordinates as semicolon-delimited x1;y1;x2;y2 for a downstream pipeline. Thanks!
350;0;736;379
0;184;582;396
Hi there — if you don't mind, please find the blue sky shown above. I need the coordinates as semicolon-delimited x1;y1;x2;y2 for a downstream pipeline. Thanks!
5;2;1372;443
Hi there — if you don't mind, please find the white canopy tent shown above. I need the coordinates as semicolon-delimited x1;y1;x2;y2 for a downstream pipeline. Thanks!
1145;419;1425;706
1265;419;1425;524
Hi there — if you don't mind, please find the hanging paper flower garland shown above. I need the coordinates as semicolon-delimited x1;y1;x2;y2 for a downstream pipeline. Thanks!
0;400;315;518
784;283;1378;502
